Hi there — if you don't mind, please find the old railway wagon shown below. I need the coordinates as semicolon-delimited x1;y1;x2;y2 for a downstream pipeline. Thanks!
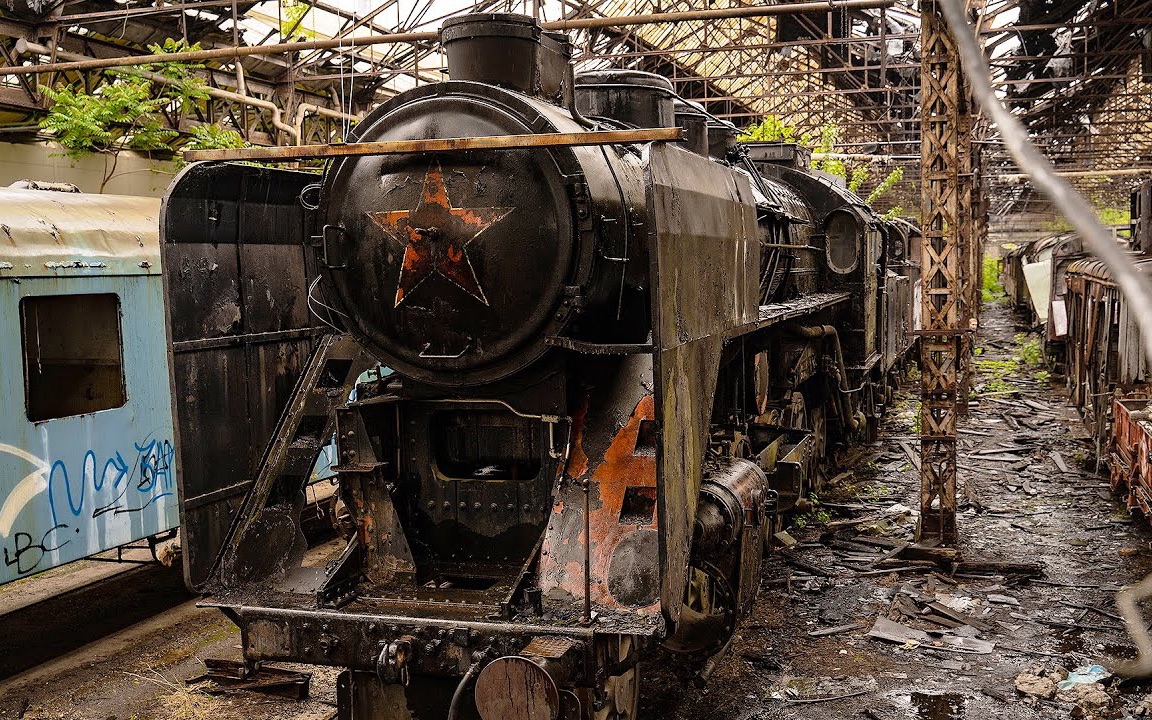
163;14;918;720
0;185;176;584
1061;180;1152;515
0;183;340;587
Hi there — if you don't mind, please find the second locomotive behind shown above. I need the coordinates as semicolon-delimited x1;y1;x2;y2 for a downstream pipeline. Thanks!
164;13;919;720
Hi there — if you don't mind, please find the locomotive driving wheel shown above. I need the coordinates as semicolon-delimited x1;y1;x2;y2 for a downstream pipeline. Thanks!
661;561;737;658
593;636;639;720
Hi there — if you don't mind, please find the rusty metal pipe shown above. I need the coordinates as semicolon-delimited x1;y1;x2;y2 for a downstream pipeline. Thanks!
0;0;895;78
446;648;492;720
790;324;861;431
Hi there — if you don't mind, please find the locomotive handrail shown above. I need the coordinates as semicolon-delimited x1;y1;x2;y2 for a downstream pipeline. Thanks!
183;128;684;163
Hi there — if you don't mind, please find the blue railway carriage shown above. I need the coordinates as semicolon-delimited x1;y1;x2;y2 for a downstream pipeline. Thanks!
0;185;176;584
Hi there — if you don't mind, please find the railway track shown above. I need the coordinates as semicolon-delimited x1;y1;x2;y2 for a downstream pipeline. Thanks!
0;559;191;680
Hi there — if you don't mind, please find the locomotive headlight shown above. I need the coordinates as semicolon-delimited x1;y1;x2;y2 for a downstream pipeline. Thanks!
824;208;862;274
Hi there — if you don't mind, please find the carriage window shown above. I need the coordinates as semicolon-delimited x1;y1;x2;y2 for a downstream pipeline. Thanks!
20;294;126;421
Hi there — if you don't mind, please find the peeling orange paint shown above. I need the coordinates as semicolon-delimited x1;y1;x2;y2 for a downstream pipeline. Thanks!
539;394;660;614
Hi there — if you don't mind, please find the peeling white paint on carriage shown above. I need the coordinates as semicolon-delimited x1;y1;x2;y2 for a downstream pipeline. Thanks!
0;443;50;537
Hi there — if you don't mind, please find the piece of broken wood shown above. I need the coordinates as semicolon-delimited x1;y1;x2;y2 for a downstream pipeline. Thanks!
808;623;862;637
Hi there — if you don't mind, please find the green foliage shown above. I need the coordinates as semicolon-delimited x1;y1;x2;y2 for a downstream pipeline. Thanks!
981;256;1005;303
1098;207;1131;226
813;123;846;179
848;165;869;195
132;38;211;112
1036;369;1051;384
881;206;904;221
738;115;798;143
39;38;245;191
40;79;177;158
1015;333;1044;368
1042;216;1074;232
280;0;316;40
1044;207;1130;232
865;167;904;205
184;124;248;152
739;114;905;204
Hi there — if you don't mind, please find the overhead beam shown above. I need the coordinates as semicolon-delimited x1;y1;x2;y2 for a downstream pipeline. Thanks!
0;0;895;77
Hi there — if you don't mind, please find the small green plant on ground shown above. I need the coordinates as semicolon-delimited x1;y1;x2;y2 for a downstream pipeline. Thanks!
974;357;1018;396
856;482;890;501
1036;369;1051;384
791;493;832;530
1015;333;1044;368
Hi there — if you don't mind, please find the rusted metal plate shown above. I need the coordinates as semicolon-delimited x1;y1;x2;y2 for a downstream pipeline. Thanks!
538;354;663;623
183;128;683;162
161;162;322;589
0;188;159;278
643;144;758;623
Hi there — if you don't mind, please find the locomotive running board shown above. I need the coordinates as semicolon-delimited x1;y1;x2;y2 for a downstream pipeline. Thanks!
182;127;684;162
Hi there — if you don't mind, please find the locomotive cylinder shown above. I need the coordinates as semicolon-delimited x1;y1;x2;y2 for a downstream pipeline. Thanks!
692;459;768;554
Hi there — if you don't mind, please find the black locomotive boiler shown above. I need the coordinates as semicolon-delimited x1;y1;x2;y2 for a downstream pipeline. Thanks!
161;13;918;720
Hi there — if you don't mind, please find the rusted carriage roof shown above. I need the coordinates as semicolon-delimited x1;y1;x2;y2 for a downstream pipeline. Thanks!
0;189;160;278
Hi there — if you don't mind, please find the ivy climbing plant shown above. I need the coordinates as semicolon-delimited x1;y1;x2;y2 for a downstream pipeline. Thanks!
738;114;906;218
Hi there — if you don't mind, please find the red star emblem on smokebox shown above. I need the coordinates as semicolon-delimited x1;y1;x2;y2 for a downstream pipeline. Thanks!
368;162;513;308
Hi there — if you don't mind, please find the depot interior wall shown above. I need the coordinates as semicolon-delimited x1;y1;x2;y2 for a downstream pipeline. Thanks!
0;142;177;197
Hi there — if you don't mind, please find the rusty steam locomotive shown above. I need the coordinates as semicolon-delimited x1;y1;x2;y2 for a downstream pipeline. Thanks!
161;13;919;720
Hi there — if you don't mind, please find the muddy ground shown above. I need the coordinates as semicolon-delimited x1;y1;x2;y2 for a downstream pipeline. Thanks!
4;301;1152;719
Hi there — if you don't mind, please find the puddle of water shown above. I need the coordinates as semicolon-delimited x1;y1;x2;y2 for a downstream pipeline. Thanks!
1055;628;1138;658
909;692;966;720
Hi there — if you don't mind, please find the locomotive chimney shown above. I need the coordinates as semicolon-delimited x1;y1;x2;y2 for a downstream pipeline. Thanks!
440;13;571;101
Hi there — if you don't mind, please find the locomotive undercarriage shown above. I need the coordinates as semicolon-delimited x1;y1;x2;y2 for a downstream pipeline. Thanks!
207;304;889;720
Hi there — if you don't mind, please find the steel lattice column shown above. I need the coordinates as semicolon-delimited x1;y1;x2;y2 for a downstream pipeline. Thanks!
919;0;970;544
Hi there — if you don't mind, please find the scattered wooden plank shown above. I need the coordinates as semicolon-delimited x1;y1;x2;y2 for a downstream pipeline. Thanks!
903;545;961;564
953;560;1044;577
808;623;862;637
851;536;905;550
898;441;921;470
780;550;834;577
1051;451;1070;473
1061;601;1124;622
871;542;910;566
853;566;931;577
